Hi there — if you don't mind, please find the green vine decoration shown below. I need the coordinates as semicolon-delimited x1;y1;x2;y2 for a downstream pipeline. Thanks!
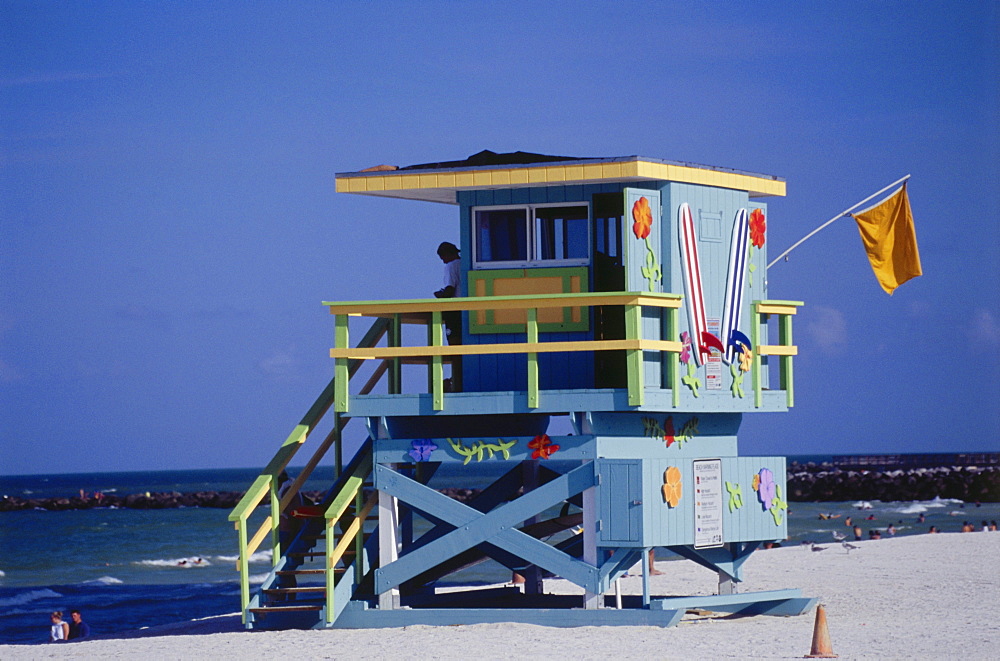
676;417;699;447
682;361;701;397
641;237;662;292
729;362;745;398
446;437;517;465
725;481;743;512
769;485;788;525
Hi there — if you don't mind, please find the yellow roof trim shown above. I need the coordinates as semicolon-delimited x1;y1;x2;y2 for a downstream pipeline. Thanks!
335;157;785;204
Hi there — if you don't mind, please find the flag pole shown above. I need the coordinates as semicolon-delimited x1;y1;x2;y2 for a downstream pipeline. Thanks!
766;174;911;270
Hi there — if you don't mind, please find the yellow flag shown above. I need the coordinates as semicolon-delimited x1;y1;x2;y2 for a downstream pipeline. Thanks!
851;183;922;295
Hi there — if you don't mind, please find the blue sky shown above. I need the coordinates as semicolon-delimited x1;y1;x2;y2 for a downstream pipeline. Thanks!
2;1;997;475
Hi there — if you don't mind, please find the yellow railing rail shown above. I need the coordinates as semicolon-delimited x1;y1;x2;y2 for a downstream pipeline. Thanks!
325;291;684;410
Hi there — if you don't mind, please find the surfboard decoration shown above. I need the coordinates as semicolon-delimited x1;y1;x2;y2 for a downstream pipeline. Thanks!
678;203;710;366
721;208;750;364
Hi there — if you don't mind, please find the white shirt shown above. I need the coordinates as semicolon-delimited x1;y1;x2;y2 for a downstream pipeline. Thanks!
443;259;460;294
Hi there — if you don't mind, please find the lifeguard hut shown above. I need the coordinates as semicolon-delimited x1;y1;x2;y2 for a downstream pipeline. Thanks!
229;151;815;629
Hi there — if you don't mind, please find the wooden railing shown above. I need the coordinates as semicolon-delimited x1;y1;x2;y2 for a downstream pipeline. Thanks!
325;291;685;410
323;447;377;623
751;300;804;408
228;318;391;623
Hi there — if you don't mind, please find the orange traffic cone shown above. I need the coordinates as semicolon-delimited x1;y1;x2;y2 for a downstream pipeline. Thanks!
805;604;837;658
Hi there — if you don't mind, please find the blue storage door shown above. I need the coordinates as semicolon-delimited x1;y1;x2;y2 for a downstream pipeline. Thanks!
598;459;643;544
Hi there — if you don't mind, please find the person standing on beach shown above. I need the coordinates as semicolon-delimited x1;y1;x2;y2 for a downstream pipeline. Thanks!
67;610;90;640
49;612;69;642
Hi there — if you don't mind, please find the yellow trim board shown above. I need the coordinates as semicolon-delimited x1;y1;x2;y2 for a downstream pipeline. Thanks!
335;158;786;203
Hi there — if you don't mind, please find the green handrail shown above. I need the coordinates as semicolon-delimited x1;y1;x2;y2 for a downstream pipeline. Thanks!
327;292;684;412
229;317;391;623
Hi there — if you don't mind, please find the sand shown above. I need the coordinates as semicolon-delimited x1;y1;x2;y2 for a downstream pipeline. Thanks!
5;532;998;660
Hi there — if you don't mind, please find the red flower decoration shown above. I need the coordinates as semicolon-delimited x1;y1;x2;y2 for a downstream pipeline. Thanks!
663;415;676;448
749;208;766;248
528;434;560;460
632;196;652;239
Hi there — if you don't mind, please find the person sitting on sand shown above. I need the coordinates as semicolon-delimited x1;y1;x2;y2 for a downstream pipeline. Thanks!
990;521;998;532
928;526;939;534
49;611;69;642
68;610;90;640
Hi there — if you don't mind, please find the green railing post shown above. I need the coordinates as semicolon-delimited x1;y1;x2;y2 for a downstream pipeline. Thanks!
527;307;539;408
237;520;249;623
389;313;402;394
325;515;336;623
666;306;680;407
269;474;281;565
334;314;350;412
752;304;763;408
780;312;794;408
354;488;365;585
430;311;444;410
625;302;644;406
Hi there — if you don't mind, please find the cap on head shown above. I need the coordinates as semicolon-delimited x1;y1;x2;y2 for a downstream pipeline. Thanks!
437;242;460;258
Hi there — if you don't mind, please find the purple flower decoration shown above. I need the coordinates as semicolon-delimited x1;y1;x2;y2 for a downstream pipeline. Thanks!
679;331;692;364
409;439;437;462
756;468;776;510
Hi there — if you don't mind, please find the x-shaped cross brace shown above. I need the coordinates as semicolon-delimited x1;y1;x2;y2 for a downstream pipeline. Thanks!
374;462;600;595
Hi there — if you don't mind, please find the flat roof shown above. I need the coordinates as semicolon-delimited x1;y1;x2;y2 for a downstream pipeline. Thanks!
335;152;786;204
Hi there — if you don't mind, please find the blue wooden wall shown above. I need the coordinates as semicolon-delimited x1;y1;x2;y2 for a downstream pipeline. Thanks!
596;455;788;547
454;182;770;396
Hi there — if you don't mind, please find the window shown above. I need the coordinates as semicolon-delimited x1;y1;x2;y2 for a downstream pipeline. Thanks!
473;204;589;268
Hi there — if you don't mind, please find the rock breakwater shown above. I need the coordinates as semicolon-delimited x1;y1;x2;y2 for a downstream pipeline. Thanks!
788;464;1000;502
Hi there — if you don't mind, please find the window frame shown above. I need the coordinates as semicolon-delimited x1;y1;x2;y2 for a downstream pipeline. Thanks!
472;202;591;270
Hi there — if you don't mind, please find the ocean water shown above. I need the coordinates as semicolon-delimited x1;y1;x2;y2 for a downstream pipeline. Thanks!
2;467;999;645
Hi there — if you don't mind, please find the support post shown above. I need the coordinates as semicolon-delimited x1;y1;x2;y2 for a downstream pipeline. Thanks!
582;479;600;609
378;481;400;610
641;546;651;607
521;460;543;594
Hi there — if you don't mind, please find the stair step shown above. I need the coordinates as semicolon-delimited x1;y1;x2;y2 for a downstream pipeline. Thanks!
289;549;355;558
264;586;327;594
250;605;323;613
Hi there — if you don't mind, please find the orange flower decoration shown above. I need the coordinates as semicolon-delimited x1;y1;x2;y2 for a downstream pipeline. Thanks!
752;473;761;492
528;434;560;460
632;196;652;240
749;208;766;248
661;465;682;507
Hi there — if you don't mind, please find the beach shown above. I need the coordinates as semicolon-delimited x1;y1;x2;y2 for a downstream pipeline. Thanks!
4;532;997;660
